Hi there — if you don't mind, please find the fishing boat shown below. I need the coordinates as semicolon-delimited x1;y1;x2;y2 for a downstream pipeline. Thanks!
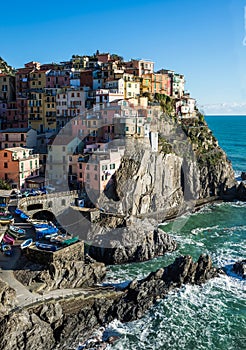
33;223;50;229
3;234;15;245
20;212;30;221
7;228;26;239
61;236;79;246
50;235;67;243
35;223;58;235
8;225;26;236
15;208;23;215
44;232;58;239
20;238;33;249
1;244;12;256
35;242;57;252
28;219;49;226
0;212;14;224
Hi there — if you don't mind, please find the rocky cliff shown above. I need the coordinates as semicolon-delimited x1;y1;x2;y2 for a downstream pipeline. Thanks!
102;117;236;217
86;116;236;264
0;254;221;350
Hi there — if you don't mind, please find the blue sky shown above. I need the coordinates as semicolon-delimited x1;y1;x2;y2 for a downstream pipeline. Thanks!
1;0;246;113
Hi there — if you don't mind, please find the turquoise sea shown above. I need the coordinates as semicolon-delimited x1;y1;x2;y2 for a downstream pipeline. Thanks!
104;116;246;350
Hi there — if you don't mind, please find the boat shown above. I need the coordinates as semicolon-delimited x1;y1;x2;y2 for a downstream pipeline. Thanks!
61;236;79;247
20;212;30;221
1;244;12;256
33;223;51;229
3;234;15;245
44;232;58;239
0;212;14;224
35;223;58;235
7;228;26;239
28;219;49;226
35;242;57;252
15;208;23;215
8;225;26;235
50;235;67;243
20;238;33;249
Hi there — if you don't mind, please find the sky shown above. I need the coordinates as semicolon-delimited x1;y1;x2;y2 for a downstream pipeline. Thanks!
1;0;246;114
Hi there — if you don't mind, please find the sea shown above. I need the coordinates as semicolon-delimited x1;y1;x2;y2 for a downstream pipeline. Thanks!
101;116;246;350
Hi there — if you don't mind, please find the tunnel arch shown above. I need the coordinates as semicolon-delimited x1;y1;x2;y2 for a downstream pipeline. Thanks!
32;210;56;221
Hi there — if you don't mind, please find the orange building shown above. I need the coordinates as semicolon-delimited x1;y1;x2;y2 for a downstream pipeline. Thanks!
0;147;40;189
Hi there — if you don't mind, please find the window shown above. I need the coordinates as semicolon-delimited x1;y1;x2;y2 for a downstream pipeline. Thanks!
30;161;32;169
62;146;66;152
4;152;7;157
110;163;115;169
94;165;97;171
79;164;82;169
5;134;8;141
79;172;82;178
94;174;98;180
4;162;8;168
77;93;80;97
4;143;8;148
125;126;129;131
102;165;107;171
86;173;90;179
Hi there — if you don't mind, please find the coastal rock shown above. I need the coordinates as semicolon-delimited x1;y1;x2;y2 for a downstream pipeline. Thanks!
87;220;177;265
236;182;246;201
233;260;246;279
0;278;16;318
14;255;106;292
241;172;246;180
0;254;220;350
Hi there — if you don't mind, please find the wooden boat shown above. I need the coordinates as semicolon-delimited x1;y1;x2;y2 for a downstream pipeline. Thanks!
44;232;58;239
35;242;57;252
3;234;15;245
0;212;14;224
35;224;58;235
1;244;12;256
61;236;79;247
20;212;30;221
50;235;67;243
15;208;23;215
8;225;26;235
20;238;33;249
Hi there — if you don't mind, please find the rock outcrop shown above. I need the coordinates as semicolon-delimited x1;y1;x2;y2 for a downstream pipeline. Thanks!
14;254;106;292
0;278;16;318
0;254;221;350
87;220;177;265
233;260;246;279
236;182;246;201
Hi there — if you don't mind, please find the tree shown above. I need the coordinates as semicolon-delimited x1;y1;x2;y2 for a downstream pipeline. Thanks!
0;179;11;190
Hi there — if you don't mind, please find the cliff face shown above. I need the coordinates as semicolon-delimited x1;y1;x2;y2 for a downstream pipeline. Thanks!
99;118;236;219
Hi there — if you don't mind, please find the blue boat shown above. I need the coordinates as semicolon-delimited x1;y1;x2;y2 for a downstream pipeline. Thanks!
20;238;33;249
20;212;30;221
15;208;23;215
33;223;50;229
35;242;57;252
8;225;26;236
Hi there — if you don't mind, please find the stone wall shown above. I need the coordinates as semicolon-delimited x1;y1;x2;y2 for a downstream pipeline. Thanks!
24;241;84;264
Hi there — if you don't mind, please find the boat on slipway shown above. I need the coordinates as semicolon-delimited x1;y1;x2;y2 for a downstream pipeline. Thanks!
0;211;14;224
2;234;15;245
20;238;33;249
35;242;58;252
8;225;26;236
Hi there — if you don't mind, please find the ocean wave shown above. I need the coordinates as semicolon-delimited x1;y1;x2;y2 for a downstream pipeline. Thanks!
107;275;246;350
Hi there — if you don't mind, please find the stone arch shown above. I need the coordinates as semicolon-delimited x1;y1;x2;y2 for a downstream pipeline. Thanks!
27;203;43;211
32;210;56;221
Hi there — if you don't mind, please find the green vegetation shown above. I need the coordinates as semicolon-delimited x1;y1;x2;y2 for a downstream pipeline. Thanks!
154;93;175;116
158;135;173;154
0;179;11;190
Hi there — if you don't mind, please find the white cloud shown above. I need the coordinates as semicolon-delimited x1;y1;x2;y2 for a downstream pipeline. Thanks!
198;102;246;115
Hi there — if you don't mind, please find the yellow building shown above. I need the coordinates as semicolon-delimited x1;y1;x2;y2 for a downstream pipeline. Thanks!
29;70;47;90
28;91;45;133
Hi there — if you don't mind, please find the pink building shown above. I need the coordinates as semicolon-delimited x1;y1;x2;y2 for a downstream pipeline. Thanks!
46;70;70;89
